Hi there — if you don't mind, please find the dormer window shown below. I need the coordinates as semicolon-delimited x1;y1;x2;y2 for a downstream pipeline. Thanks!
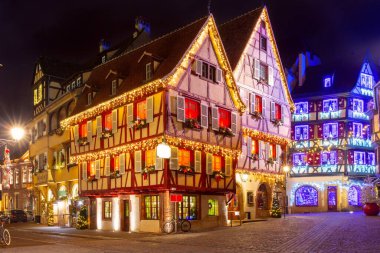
324;77;332;87
146;63;152;80
102;56;106;64
77;77;81;86
87;93;92;105
111;80;117;95
360;73;373;89
260;35;267;51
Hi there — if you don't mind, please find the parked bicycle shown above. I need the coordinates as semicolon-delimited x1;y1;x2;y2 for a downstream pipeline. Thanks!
162;218;191;234
0;218;11;246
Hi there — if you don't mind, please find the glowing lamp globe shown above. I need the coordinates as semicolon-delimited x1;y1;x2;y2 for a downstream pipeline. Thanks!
283;165;290;173
11;127;25;141
157;142;171;159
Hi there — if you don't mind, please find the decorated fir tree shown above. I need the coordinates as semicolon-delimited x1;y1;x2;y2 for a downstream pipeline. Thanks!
47;202;55;226
76;205;88;230
271;197;282;218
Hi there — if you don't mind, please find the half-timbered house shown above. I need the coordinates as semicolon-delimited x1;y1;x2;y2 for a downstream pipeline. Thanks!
219;7;293;219
61;15;245;232
288;54;378;213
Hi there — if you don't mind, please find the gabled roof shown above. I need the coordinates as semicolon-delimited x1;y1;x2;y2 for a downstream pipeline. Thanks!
37;56;82;79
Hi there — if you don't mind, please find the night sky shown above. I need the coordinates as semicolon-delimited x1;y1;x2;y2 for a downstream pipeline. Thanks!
0;0;379;156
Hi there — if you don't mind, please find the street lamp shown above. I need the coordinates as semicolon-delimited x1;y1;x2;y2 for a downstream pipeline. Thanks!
156;137;171;159
283;165;290;219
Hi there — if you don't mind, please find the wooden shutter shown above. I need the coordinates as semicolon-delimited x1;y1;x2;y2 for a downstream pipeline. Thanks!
194;151;201;173
225;156;232;176
247;138;252;157
112;109;118;134
276;145;282;163
195;59;202;75
146;96;154;123
96;116;102;138
177;95;185;122
270;102;275;121
268;66;274;86
74;125;79;142
216;68;222;83
127;103;134;128
134;151;142;173
201;103;209;128
259;141;265;159
231;112;237;135
250;93;255;114
211;106;219;131
155;148;163;170
105;156;111;176
87;121;92;143
82;162;87;180
95;160;100;179
254;58;260;80
281;105;285;123
170;147;178;170
119;153;126;174
262;98;266;118
206;153;213;175
265;143;270;159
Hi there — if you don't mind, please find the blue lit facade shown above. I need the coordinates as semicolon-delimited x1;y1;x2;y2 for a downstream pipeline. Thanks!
287;56;378;212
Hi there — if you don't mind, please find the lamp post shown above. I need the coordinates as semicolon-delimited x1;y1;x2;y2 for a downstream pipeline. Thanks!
282;165;290;219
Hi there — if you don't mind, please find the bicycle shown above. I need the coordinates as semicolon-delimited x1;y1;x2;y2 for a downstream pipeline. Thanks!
0;219;11;246
162;218;191;234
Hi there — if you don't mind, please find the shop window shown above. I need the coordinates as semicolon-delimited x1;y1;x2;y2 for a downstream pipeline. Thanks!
218;108;231;128
178;149;191;166
295;186;318;206
295;125;308;140
321;151;337;165
103;201;112;219
295;102;308;115
213;155;222;172
323;99;338;113
323;123;338;139
179;195;197;220
104;112;112;130
145;149;155;167
208;199;218;216
353;99;364;113
293;153;307;166
354;151;365;165
348;186;361;206
144;195;160;220
80;122;87;137
185;98;200;120
137;100;147;120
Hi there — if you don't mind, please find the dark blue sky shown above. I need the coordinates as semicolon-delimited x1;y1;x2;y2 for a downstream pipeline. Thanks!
0;0;379;154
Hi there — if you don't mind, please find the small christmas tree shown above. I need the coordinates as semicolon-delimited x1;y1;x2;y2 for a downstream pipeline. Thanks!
76;205;88;230
271;197;282;218
47;202;55;226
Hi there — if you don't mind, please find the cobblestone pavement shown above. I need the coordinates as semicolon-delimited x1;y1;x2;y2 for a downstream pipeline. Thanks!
2;212;380;253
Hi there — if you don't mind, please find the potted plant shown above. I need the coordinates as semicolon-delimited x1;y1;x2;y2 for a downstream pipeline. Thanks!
218;127;233;137
101;128;114;139
110;170;121;179
178;165;194;175
266;157;275;166
252;111;263;120
272;119;283;127
361;185;380;216
212;170;225;182
133;118;147;129
142;165;155;180
184;119;201;130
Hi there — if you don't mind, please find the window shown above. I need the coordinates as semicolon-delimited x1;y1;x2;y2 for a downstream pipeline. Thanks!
213;155;222;172
368;152;375;165
185;98;200;120
137;100;147;120
323;123;338;139
112;155;119;172
146;63;152;80
89;161;95;176
104;112;112;131
179;195;197;220
196;60;221;83
323;99;338;113
324;77;332;87
295;102;308;115
144;195;159;220
269;144;276;159
360;73;373;89
179;149;190;166
77;77;81;86
34;84;43;105
353;99;364;113
22;168;28;183
102;55;106;63
354;151;365;165
87;93;92;105
103;201;112;219
353;123;363;138
15;169;19;185
80;122;87;138
348;186;361;206
145;149;155;167
260;35;267;51
295;186;318;206
28;168;33;182
111;80;117;95
209;65;216;82
271;102;282;121
293;153;307;166
208;199;218;216
259;63;268;82
9;170;13;185
251;139;259;155
295;125;308;140
321;151;337;165
255;95;263;113
218;108;231;128
201;62;209;79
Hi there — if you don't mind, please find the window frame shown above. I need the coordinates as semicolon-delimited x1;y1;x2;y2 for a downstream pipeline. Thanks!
136;99;147;120
354;151;366;165
145;149;156;167
179;195;198;220
293;153;307;166
353;122;363;138
103;200;112;220
178;149;191;167
79;122;88;138
367;152;375;166
260;34;267;52
104;111;113;131
360;73;373;89
353;98;364;113
324;77;332;87
212;155;222;172
321;151;337;165
323;99;338;113
87;93;92;106
295;102;308;115
323;123;338;139
259;62;268;82
111;80;117;95
218;108;231;128
295;125;309;140
185;98;200;121
146;62;152;80
143;195;160;220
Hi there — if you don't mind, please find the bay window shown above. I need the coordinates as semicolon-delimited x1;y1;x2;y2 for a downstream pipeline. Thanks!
323;123;338;139
321;151;337;165
179;195;198;220
354;151;365;165
219;108;231;128
143;195;159;220
295;102;308;115
293;153;307;166
353;123;363;138
295;125;309;140
323;99;338;113
353;99;364;113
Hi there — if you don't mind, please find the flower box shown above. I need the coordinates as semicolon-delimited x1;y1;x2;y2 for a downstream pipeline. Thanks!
133;119;147;129
266;158;276;165
212;171;225;182
252;111;263;120
101;129;114;139
78;137;89;146
110;170;121;179
142;165;155;180
87;175;97;182
272;119;283;127
184;119;201;130
218;127;234;137
178;165;194;175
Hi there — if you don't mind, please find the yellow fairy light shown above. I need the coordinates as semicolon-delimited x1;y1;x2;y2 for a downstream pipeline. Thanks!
243;127;290;145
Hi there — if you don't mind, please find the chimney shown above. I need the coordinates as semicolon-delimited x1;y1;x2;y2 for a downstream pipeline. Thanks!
99;39;110;53
298;53;306;86
133;16;151;38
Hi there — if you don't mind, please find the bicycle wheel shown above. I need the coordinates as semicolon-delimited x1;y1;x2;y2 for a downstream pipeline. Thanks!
2;228;11;246
162;221;174;234
180;220;191;232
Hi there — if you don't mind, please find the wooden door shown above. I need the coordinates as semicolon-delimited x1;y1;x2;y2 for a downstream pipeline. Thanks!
327;186;337;211
122;200;130;232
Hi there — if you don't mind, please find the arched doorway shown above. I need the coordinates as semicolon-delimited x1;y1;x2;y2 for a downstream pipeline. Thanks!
256;183;270;218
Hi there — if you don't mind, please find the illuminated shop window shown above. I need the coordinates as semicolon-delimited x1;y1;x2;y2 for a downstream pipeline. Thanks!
208;199;218;216
348;186;361;206
295;186;318;207
103;201;112;219
353;123;363;138
354;151;365;165
179;195;198;220
367;152;375;165
144;195;160;220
